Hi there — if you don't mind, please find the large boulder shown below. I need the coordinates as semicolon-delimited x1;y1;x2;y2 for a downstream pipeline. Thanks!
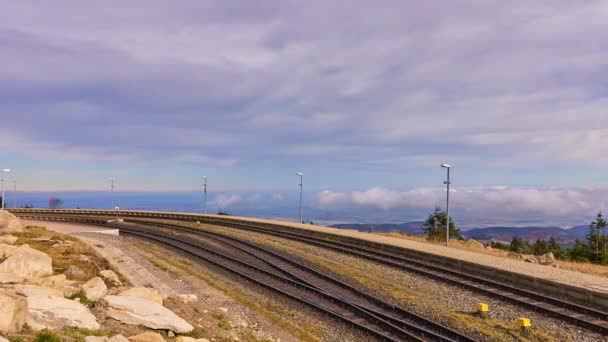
0;290;27;333
0;211;24;233
100;270;122;286
0;336;10;342
0;272;25;284
26;295;100;330
103;295;193;333
82;277;108;302
0;245;53;279
13;284;64;298
536;252;556;265
0;235;18;245
128;332;166;342
31;274;81;297
0;244;18;258
118;287;163;305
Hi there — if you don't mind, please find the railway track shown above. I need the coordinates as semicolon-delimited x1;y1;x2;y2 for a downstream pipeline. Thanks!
120;217;608;336
15;211;608;336
115;224;469;342
116;220;474;342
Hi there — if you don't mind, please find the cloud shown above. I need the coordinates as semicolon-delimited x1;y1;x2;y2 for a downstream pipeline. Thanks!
212;194;242;208
316;186;608;219
2;1;608;189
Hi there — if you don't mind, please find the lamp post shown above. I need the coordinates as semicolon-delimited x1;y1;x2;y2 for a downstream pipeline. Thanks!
297;172;304;223
109;178;115;210
1;169;11;210
440;164;451;247
202;176;208;214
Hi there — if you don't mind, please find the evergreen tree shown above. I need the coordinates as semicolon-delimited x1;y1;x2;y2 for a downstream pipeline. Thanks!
587;212;607;262
532;239;549;255
547;237;564;259
568;239;589;262
423;207;462;241
508;237;525;253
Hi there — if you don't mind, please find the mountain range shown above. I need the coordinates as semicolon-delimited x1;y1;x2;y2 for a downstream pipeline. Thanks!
329;222;590;245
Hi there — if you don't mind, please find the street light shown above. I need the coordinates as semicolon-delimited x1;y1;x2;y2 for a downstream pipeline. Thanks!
1;169;11;210
296;172;304;223
202;176;208;214
440;164;451;247
109;178;116;210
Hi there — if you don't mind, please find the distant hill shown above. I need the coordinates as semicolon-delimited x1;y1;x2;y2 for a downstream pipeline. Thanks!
330;222;590;246
330;221;426;235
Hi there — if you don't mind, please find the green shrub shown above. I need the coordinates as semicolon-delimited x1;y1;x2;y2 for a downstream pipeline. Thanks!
33;330;62;342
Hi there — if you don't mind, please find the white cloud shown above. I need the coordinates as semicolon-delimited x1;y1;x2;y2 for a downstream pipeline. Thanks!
316;186;608;219
213;194;242;208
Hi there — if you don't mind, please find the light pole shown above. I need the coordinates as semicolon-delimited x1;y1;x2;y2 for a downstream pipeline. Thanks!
441;164;451;247
1;169;11;210
297;172;304;223
109;178;115;210
202;176;208;214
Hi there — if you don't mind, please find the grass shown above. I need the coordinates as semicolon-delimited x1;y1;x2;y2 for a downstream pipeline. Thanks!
67;292;97;308
61;327;107;342
449;312;566;342
212;312;232;330
136;244;321;342
32;330;62;342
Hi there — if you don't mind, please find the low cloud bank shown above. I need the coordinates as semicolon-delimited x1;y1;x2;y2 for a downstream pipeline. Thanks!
316;187;608;219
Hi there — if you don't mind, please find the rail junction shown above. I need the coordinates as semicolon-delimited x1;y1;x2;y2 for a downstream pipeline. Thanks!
9;209;608;341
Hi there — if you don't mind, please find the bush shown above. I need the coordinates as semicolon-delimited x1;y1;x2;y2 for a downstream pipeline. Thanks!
33;330;62;342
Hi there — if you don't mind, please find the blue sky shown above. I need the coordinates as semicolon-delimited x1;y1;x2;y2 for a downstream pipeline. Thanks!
2;1;608;224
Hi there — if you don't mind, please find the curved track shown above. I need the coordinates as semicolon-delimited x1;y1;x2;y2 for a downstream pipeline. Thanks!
14;210;608;337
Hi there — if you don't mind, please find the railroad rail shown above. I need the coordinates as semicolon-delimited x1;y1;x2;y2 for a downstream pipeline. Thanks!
116;219;474;342
11;209;608;336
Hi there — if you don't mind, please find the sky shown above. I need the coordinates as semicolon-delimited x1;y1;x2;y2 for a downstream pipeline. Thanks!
2;1;608;225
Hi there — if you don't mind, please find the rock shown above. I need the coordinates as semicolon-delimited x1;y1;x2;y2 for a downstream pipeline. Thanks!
65;265;86;280
79;254;92;263
168;331;175;338
0;336;9;342
176;294;198;303
82;277;108;301
100;270;122;286
128;332;166;342
109;335;130;342
31;275;82;297
176;337;210;342
0;244;18;258
465;239;485;249
0;272;25;284
507;252;524;260
26;295;100;330
536;252;556;265
13;284;64;298
119;287;163;305
85;337;109;342
0;235;18;245
103;295;194;333
0;244;53;279
523;255;538;264
0;290;28;332
0;211;24;233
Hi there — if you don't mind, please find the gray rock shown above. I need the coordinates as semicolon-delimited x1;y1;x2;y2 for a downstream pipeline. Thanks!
82;277;108;302
103;295;193;333
0;211;24;233
536;252;556;265
100;270;122;286
65;265;86;280
26;295;100;330
0;245;53;279
0;289;28;333
0;235;18;245
119;287;163;305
